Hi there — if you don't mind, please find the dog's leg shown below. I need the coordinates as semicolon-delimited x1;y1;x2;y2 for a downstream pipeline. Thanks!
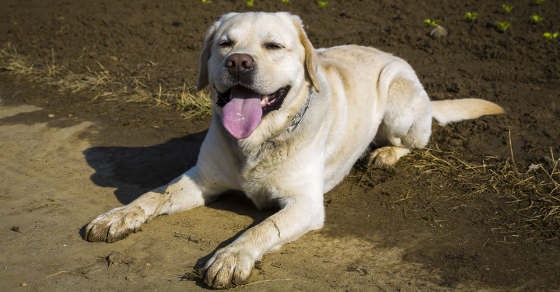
203;194;324;288
84;167;224;242
371;76;432;168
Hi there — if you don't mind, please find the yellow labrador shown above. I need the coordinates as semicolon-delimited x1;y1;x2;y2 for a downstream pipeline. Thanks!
84;12;503;288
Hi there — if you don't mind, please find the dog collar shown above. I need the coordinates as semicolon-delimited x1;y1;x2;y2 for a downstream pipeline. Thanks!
286;87;313;132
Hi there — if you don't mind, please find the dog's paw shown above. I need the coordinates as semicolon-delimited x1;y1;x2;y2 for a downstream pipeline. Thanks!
203;245;256;289
368;146;410;168
84;205;146;242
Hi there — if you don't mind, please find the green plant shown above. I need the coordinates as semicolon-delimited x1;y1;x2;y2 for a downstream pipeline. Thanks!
317;0;327;7
530;15;544;23
495;21;511;32
543;32;559;40
424;19;440;27
282;0;289;2
201;0;210;3
465;12;479;22
501;3;513;13
246;0;254;7
535;0;545;4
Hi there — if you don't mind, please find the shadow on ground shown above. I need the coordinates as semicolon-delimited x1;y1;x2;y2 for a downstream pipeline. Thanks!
83;130;206;204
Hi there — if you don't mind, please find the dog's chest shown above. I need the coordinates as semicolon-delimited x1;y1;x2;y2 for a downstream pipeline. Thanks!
237;141;293;209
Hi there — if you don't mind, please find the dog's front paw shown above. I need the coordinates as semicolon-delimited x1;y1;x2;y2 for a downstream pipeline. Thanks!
203;245;256;289
84;205;146;242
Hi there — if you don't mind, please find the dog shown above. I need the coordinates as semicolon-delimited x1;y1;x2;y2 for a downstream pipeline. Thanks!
84;12;504;288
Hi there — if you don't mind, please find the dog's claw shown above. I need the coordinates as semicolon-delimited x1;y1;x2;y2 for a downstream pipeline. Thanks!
203;245;254;289
84;206;145;242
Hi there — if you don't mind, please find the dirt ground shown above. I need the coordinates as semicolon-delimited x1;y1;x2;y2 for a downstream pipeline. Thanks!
1;0;559;291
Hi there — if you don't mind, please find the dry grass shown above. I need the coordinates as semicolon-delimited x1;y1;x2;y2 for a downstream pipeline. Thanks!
155;83;212;119
0;45;34;75
1;43;114;93
360;140;560;242
0;43;211;119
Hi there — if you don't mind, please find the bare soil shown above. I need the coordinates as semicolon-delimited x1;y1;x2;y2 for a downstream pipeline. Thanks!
1;0;559;291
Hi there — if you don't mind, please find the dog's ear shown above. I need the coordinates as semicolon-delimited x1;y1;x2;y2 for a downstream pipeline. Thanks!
197;13;238;91
197;21;218;90
291;15;320;92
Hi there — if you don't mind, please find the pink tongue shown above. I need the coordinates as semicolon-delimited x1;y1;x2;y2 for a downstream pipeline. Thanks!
222;88;263;139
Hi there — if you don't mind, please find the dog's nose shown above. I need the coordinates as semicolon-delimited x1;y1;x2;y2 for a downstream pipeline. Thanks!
225;54;255;75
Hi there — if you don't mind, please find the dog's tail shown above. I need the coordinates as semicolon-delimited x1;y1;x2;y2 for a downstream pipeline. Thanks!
431;98;504;125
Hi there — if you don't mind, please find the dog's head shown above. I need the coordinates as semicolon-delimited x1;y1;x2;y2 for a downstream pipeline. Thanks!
197;12;319;140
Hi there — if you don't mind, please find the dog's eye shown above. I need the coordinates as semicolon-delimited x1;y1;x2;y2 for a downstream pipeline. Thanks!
264;42;283;50
218;40;234;48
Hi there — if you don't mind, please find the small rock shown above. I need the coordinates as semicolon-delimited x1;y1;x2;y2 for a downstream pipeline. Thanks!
528;163;541;171
346;264;368;276
10;226;20;233
20;282;28;287
48;114;55;118
430;25;448;38
105;251;132;267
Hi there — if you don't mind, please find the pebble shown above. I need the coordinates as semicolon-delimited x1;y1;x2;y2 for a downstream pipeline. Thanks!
430;25;448;38
528;163;541;170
